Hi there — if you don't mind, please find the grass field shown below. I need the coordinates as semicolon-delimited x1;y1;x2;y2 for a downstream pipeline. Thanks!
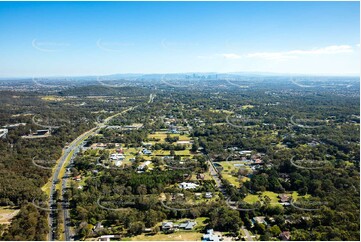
243;191;311;205
124;217;208;241
243;191;279;205
222;173;240;187
148;132;191;143
124;231;203;241
219;161;251;187
0;206;20;224
41;95;66;101
242;105;254;109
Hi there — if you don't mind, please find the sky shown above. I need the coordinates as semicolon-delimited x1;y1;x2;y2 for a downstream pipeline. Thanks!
0;1;359;77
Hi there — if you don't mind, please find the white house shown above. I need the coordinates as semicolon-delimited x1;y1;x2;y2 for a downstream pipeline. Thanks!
179;182;199;189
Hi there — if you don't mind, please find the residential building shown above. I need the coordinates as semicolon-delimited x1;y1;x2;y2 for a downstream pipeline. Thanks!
161;222;174;231
202;229;221;241
280;231;291;241
179;182;199;189
179;220;196;230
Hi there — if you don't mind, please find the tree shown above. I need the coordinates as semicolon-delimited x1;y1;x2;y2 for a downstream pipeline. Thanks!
269;225;282;237
128;221;144;236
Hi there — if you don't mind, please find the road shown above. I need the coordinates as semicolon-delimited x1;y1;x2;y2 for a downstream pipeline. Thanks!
48;127;97;240
206;158;222;188
206;157;254;241
242;226;254;241
47;96;153;241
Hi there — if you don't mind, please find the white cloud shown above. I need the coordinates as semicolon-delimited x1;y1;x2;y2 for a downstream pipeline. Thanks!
221;53;241;59
246;45;354;60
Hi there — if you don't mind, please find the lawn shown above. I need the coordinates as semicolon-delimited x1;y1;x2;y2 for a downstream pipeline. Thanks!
124;217;207;241
41;95;66;101
148;133;168;142
124;231;203;241
291;191;311;200
243;191;311;206
0;206;20;224
242;105;254;109
175;150;191;156
222;173;240;187
148;132;191;143
243;191;280;205
219;161;251;187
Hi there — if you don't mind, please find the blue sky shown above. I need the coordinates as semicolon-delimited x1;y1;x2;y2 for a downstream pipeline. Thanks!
0;1;359;77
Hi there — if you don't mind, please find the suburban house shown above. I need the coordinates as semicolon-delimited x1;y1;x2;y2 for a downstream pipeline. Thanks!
161;222;174;231
202;229;221;241
122;123;143;131
110;153;125;161
0;129;8;139
93;222;104;232
98;235;120;241
196;173;205;180
239;150;252;155
204;192;213;199
73;175;81;181
194;193;202;199
179;220;196;230
90;143;107;149
179;182;199;189
142;148;152;155
278;194;291;203
279;231;291;241
252;216;267;226
138;161;151;171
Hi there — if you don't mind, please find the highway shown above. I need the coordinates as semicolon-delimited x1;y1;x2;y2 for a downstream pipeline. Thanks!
47;96;153;241
48;127;97;240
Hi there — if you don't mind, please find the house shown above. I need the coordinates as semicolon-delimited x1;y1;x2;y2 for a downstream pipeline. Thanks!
0;129;8;139
110;153;125;161
73;175;81;181
196;173;205;180
143;228;152;233
194;193;202;199
122;123;143;131
142;148;152;155
93;222;104;232
179;220;196;230
204;192;213;199
161;222;174;231
138;161;151;171
278;194;291;203
202;229;221;241
142;142;152;147
279;231;291;241
253;158;263;164
179;182;199;190
252;216;267;226
90;143;107;149
239;150;252;155
98;235;119;241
